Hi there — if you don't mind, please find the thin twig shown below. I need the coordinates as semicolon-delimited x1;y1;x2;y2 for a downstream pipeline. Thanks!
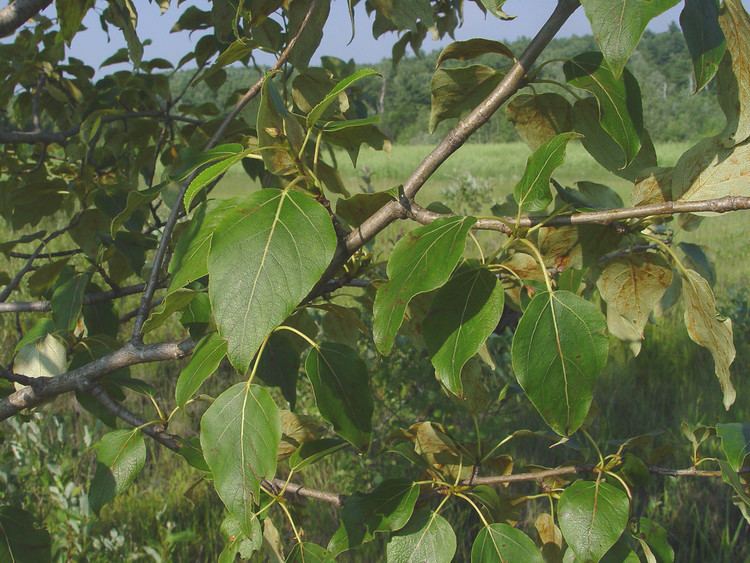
0;282;156;314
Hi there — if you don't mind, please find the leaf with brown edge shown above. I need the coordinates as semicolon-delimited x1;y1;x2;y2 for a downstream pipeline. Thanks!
436;38;514;68
671;136;750;209
597;255;673;355
681;268;736;410
718;0;750;146
507;93;573;150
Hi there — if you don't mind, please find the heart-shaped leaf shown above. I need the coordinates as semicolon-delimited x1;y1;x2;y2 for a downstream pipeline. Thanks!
386;509;456;563
558;480;630;563
200;383;281;536
208;189;336;372
512;290;608;436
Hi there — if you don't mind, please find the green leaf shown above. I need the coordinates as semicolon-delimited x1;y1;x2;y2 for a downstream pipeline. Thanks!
208;189;337;372
558;480;630;563
12;333;67;390
471;523;544;563
476;0;514;20
57;0;95;43
107;0;143;65
184;150;250;210
110;185;161;238
328;479;420;555
168;200;236;294
681;269;736;409
718;0;750;146
373;216;476;355
175;332;226;407
173;144;245;181
511;291;609;436
436;39;514;67
514;132;580;212
287;542;335;562
304;343;373;451
680;0;726;92
423;262;505;396
579;0;679;77
635;518;674;563
307;68;380;127
0;506;51;563
507;92;574;151
323;121;390;167
142;289;197;334
572;98;657;182
200;383;281;535
596;255;673;354
555;181;624;211
386;509;457;563
716;423;750;471
51;272;90;332
89;429;147;514
564;53;643;165
218;513;262;563
430;65;504;132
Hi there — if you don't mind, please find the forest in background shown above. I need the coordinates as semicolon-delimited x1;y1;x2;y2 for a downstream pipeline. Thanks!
172;23;724;146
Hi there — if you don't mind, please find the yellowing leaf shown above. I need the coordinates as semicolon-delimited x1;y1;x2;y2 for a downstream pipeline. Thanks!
12;333;67;391
718;0;750;146
507;93;573;150
597;255;673;354
672;137;750;209
681;269;736;409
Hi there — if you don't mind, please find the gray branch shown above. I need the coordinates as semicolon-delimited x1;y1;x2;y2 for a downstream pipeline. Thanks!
0;0;51;38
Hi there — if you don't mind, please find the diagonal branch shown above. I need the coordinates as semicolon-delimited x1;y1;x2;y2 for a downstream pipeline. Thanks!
129;0;320;343
0;0;51;38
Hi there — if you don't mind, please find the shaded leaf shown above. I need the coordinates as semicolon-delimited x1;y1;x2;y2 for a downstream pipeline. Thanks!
329;479;420;555
373;216;476;355
423;262;504;396
680;0;726;92
208;189;336;372
635;518;674;563
142;289;197;334
307;68;380;127
336;189;397;227
305;343;373;450
507;93;574;150
430;65;504;132
51;272;90;332
256;332;300;409
287;542;335;562
0;506;51;563
511;291;609;436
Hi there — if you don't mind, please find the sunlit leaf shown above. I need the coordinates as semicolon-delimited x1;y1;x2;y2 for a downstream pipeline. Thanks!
386;509;456;563
89;429;146;514
175;332;226;407
471;524;544;563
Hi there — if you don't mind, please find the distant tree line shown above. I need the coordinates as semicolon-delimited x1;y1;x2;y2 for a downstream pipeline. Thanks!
174;23;721;145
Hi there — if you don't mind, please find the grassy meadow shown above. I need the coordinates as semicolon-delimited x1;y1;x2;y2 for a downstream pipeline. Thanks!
2;141;750;561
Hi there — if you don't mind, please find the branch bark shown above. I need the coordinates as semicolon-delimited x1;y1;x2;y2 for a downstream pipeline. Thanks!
0;282;151;314
0;340;193;421
0;0;51;38
407;195;750;235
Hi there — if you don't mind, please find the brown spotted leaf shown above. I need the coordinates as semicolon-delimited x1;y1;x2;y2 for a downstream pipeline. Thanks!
507;93;573;150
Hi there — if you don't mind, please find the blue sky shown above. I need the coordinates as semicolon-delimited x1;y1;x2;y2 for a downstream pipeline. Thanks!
54;0;735;68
